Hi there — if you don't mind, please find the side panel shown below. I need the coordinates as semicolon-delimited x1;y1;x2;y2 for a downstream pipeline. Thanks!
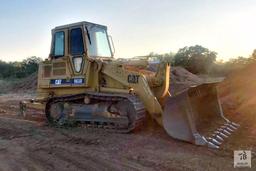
102;63;164;125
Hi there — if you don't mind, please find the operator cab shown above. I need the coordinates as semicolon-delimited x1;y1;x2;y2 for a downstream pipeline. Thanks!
39;21;114;89
50;21;114;60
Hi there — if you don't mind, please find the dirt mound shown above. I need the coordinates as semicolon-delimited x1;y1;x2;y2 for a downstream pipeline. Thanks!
148;64;203;93
170;66;203;94
219;62;256;112
218;62;256;151
11;73;37;93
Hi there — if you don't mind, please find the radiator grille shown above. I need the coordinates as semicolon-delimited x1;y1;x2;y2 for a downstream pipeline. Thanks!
53;62;66;68
53;62;66;76
43;65;52;78
53;68;66;76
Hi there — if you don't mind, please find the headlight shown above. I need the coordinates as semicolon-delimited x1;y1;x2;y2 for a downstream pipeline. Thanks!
73;57;83;73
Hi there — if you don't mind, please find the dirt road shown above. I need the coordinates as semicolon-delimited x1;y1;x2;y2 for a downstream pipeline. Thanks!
0;93;254;171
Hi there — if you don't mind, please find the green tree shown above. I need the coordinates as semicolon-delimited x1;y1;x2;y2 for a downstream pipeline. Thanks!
0;60;17;78
174;45;217;74
18;56;42;77
0;56;42;79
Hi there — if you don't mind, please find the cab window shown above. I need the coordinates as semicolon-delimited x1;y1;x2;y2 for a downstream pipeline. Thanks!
86;26;112;57
53;31;65;57
70;28;84;55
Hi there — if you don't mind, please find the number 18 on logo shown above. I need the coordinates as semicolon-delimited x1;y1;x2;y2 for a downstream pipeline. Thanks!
234;150;251;168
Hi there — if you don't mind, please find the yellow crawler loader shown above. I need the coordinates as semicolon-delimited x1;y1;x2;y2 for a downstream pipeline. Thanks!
20;21;239;149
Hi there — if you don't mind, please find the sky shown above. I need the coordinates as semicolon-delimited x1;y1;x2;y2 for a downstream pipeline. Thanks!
0;0;255;61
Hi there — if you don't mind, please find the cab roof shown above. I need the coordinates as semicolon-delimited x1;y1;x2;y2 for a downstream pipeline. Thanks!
53;21;107;31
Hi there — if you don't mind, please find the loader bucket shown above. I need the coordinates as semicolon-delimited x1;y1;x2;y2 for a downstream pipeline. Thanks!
163;82;239;149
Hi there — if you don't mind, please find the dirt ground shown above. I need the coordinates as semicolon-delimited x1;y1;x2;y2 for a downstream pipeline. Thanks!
0;66;256;171
0;93;254;171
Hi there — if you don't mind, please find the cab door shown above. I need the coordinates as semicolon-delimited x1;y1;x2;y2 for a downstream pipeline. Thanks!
68;27;88;86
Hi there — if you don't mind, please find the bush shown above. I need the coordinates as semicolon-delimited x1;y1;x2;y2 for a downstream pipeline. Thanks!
147;47;256;76
0;56;42;79
174;45;217;74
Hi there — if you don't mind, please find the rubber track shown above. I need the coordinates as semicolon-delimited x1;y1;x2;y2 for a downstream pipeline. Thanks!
45;92;146;133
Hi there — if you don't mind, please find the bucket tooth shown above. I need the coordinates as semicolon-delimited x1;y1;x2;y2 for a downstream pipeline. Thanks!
212;134;224;142
223;129;232;135
215;131;228;138
231;122;240;128
225;123;237;130
225;125;236;131
218;128;231;136
194;134;208;146
208;137;221;146
221;125;234;132
229;125;237;130
207;141;219;149
226;126;235;132
221;126;235;133
220;132;228;138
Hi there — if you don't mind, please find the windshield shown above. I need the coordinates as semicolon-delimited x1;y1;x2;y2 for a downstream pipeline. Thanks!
86;25;112;58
